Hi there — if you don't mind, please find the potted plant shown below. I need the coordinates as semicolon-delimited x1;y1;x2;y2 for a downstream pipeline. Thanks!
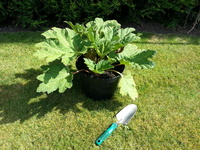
34;18;156;100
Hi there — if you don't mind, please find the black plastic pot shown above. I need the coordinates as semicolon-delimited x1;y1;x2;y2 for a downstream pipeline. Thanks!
76;56;125;100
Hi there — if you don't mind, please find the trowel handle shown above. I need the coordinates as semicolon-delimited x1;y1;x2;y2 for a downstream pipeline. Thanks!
95;122;118;146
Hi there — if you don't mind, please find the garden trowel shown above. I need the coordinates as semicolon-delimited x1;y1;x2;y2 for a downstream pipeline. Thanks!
95;104;137;146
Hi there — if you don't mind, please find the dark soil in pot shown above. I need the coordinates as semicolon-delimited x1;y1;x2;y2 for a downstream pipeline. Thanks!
76;56;125;100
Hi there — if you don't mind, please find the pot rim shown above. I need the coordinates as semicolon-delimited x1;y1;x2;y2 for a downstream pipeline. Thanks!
79;70;123;81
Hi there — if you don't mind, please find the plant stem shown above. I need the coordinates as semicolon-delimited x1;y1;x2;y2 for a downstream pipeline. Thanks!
73;69;90;74
113;64;124;67
107;70;124;77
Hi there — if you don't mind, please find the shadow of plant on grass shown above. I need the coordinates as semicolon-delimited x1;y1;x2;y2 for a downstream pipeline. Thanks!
0;68;123;124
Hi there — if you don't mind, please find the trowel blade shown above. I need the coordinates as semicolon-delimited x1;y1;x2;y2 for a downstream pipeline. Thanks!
116;104;137;125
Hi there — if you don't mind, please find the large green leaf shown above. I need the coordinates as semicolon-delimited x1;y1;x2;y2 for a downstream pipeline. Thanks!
34;40;66;62
118;74;138;100
84;58;114;74
41;27;75;51
86;18;120;30
36;61;73;94
117;28;140;44
118;44;156;69
34;27;89;65
130;49;156;69
81;18;140;58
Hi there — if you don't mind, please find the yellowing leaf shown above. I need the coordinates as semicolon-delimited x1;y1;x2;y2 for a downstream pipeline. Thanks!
118;74;138;100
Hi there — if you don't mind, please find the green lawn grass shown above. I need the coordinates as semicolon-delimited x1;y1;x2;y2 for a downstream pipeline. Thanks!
0;31;199;150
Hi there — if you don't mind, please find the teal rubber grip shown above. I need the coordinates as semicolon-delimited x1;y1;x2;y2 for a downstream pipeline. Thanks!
95;122;118;146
